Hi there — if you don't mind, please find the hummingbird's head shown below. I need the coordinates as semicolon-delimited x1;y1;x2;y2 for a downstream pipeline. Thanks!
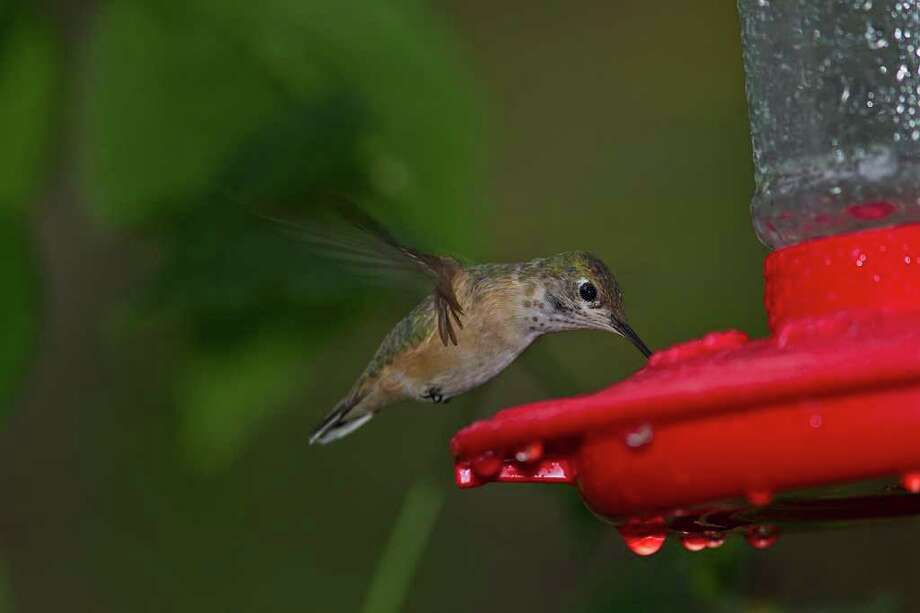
533;252;651;358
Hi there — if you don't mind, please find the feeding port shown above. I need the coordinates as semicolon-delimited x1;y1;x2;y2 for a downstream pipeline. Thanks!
450;0;920;556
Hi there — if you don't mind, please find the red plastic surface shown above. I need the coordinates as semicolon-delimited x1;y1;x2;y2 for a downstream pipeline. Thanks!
765;223;920;328
451;222;920;551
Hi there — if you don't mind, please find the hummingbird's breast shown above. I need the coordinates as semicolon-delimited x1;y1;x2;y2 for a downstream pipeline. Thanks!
365;266;541;404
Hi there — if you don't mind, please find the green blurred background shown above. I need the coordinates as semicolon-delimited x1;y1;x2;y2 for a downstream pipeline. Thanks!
0;1;918;611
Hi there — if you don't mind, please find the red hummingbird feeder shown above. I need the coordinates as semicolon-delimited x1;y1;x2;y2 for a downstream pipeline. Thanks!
450;1;920;555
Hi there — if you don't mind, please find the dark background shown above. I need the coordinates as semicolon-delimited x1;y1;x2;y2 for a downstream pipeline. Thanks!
0;1;917;611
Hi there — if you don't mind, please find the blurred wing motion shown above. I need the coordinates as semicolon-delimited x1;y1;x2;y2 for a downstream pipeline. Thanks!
257;199;465;346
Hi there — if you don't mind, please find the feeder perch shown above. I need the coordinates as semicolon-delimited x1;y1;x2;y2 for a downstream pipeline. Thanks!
450;1;920;555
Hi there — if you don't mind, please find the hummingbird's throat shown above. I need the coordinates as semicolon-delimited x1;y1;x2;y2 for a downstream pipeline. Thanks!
519;289;586;335
518;288;652;358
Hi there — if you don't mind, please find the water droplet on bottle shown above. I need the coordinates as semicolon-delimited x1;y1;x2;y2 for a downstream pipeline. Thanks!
746;525;780;550
866;23;890;49
618;517;667;557
514;441;544;464
680;534;709;552
902;471;920;493
624;423;653;449
747;489;774;506
848;201;896;220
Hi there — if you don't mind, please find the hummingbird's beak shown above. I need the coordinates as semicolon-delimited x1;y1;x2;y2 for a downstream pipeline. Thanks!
611;318;652;359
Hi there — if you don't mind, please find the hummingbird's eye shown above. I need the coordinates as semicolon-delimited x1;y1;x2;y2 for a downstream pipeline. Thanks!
578;280;598;302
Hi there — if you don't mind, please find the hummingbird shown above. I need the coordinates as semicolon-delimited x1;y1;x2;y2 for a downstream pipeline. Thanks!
302;203;652;445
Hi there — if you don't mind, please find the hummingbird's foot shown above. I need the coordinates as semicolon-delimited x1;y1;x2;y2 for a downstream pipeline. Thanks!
422;387;448;404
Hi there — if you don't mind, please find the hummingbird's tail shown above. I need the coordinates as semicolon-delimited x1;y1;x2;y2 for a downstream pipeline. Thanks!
308;394;373;445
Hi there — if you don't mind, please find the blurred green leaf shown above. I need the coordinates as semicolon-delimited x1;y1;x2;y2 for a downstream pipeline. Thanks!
88;0;486;470
686;539;750;608
178;331;308;473
87;1;285;225
0;11;54;210
0;12;52;420
0;215;35;421
361;479;445;613
87;0;486;246
146;96;373;348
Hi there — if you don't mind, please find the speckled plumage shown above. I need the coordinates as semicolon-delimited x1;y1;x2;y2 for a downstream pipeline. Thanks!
309;250;650;445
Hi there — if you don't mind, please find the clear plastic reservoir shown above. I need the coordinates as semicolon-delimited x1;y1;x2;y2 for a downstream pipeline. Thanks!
739;0;920;248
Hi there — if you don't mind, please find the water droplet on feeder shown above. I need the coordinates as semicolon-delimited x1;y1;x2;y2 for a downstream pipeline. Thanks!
747;489;774;506
746;525;780;550
471;451;503;480
514;441;544;464
902;471;920;493
680;534;708;552
704;531;725;549
624;423;653;449
622;534;666;556
618;518;667;557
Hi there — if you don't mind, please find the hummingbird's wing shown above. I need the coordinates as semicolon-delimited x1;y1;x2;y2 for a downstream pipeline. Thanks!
334;201;465;346
258;200;465;346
